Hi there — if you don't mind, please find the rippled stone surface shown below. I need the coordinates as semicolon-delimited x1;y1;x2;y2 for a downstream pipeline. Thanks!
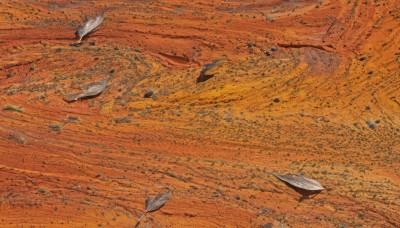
0;0;399;227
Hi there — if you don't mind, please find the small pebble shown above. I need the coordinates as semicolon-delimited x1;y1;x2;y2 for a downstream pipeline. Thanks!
144;90;154;98
366;120;376;130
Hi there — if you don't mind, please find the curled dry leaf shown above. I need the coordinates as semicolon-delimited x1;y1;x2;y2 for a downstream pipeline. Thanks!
274;173;325;192
136;190;171;226
63;78;110;102
201;58;227;76
145;190;171;212
197;58;228;83
76;12;105;42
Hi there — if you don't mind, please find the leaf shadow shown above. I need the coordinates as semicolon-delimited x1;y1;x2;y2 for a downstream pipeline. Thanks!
282;182;323;201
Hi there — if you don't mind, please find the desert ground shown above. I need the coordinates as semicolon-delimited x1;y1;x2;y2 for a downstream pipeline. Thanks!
0;0;399;227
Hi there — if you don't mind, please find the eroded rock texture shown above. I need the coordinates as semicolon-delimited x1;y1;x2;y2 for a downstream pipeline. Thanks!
0;0;399;227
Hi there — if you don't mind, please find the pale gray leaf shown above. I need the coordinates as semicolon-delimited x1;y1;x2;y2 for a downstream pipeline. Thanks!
145;197;152;209
200;58;227;76
197;58;228;83
82;78;109;96
76;12;104;41
274;173;325;191
145;190;171;213
63;78;109;102
63;92;83;102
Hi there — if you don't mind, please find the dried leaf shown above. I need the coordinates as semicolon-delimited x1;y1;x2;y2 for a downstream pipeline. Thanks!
197;58;227;83
145;190;171;212
274;173;325;192
200;58;227;76
76;12;105;42
63;78;109;102
63;92;82;102
136;190;171;226
82;78;109;96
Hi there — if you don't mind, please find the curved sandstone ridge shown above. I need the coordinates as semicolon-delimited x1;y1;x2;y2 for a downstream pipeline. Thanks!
0;0;399;227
